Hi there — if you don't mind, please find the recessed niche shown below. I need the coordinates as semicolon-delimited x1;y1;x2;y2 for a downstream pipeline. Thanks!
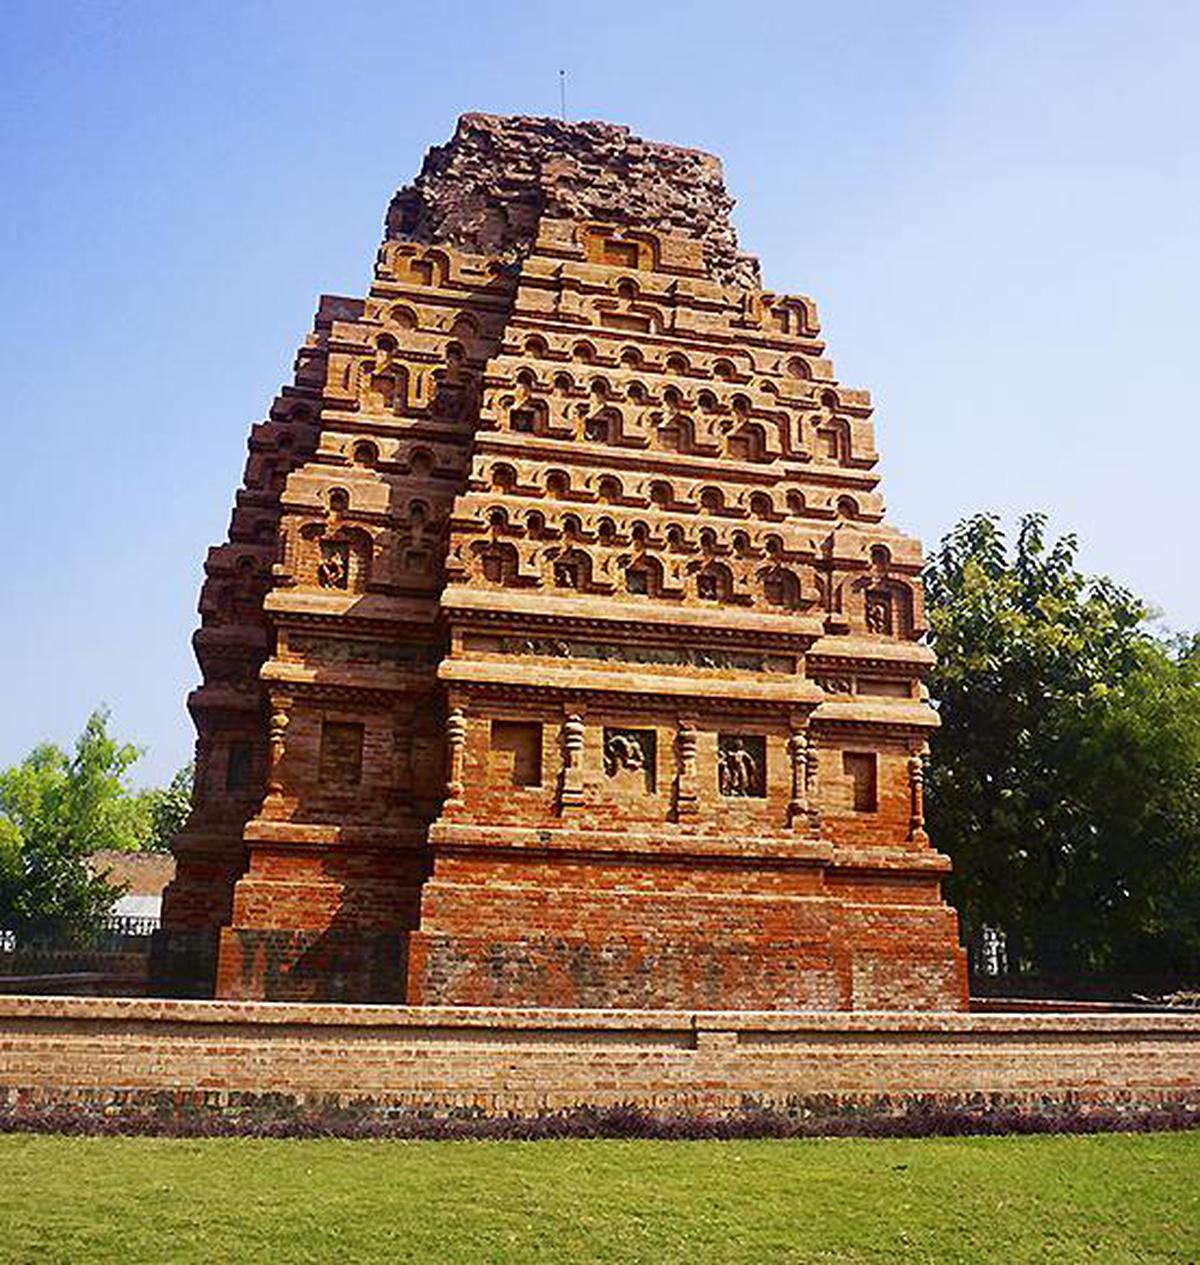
843;751;878;812
490;720;542;788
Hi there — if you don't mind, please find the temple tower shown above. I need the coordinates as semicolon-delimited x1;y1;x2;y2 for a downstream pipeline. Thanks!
156;114;968;1009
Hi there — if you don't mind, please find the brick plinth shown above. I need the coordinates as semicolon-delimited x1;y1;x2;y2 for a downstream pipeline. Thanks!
406;845;965;1009
1;996;1197;1123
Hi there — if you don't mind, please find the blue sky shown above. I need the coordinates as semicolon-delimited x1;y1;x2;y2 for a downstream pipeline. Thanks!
2;0;1197;784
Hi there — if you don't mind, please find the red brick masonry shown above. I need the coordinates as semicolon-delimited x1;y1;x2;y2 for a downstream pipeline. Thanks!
163;114;970;1009
2;996;1197;1118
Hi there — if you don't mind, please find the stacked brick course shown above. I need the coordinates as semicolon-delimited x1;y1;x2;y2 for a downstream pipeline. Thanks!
3;997;1198;1123
157;114;968;1009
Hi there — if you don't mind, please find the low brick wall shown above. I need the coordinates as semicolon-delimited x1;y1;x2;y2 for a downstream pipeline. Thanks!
1;949;151;997
1;996;1197;1127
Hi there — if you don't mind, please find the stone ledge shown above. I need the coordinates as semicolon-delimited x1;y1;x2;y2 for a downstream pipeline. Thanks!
3;995;1199;1034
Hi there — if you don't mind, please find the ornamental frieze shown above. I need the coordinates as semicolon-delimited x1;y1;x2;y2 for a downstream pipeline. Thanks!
462;633;795;674
288;633;439;668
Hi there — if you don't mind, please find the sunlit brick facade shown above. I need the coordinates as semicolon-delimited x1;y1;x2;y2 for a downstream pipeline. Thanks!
156;114;968;1009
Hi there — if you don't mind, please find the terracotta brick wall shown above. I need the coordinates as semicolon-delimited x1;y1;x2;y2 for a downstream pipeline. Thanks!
2;996;1197;1119
406;851;964;1009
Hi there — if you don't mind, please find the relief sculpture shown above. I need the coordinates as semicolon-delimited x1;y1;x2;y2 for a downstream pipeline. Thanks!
717;735;765;798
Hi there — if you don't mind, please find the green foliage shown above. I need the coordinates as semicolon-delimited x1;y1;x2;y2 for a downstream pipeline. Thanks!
136;762;194;853
0;709;189;943
926;513;1200;980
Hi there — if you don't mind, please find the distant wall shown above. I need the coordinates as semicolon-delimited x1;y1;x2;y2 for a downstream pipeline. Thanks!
0;952;150;996
2;997;1197;1123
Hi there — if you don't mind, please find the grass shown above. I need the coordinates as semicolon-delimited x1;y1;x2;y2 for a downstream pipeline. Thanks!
1;1132;1197;1263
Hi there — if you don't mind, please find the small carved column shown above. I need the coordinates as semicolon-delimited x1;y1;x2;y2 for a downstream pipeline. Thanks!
804;728;822;834
263;696;291;818
674;721;699;821
558;713;586;811
193;738;213;808
787;726;809;829
908;743;929;844
445;707;467;806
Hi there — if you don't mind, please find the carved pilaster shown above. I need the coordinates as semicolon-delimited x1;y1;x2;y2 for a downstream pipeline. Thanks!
804;729;821;834
193;738;213;807
445;707;467;805
261;697;291;820
393;729;413;796
787;726;809;829
266;705;289;794
908;743;929;844
558;713;586;811
674;721;699;821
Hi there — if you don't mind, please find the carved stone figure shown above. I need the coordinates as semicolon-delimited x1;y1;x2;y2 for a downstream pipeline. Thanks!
718;735;762;798
866;590;893;635
317;540;349;590
604;730;647;776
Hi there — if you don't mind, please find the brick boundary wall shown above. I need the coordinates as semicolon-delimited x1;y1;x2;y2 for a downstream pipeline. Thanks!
2;996;1199;1129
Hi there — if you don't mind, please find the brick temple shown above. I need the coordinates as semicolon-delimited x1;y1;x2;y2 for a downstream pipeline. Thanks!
156;114;968;1010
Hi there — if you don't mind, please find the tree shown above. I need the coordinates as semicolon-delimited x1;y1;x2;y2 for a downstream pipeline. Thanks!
925;513;1200;983
1079;634;1200;976
0;708;147;942
137;762;194;852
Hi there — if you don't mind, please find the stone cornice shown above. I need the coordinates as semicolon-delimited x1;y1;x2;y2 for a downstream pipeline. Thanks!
440;584;823;646
438;657;823;707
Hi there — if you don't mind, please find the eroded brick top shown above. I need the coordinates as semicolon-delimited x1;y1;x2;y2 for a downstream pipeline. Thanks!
385;112;761;289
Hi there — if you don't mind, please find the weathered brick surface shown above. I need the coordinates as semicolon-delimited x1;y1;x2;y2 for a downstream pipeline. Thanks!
387;113;761;289
1;997;1198;1119
158;114;968;1009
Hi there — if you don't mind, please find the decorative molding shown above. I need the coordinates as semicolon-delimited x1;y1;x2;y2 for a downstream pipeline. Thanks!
289;633;440;668
465;634;795;674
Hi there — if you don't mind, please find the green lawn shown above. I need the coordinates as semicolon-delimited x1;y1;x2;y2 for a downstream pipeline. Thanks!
1;1132;1197;1263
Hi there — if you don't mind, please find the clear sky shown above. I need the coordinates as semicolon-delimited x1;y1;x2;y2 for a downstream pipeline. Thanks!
2;1;1197;784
